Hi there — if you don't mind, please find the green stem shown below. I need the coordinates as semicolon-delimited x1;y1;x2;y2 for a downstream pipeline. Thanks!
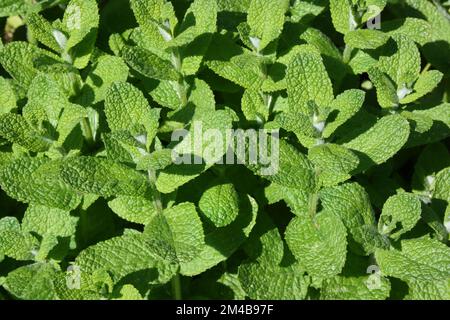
421;63;431;75
148;166;182;298
171;273;182;300
259;61;272;121
343;45;353;64
81;118;94;146
308;192;319;218
171;49;188;107
147;169;163;214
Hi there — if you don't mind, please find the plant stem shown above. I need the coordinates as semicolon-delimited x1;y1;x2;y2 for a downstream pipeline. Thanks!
343;45;353;64
171;49;188;107
171;273;182;300
81;117;94;146
421;63;431;75
147;169;163;214
148;164;182;299
308;192;319;218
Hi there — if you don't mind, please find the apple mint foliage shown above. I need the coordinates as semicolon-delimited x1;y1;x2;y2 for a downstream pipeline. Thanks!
0;0;449;301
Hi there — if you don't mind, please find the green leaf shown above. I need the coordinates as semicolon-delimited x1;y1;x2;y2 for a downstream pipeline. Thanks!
75;233;178;284
80;55;129;104
321;275;391;300
405;279;450;300
0;157;82;210
105;81;160;138
122;46;179;81
348;50;378;74
181;195;258;276
247;0;289;51
145;202;205;264
0;41;60;89
412;143;450;196
323;89;365;138
136;149;173;171
378;34;421;88
285;211;347;280
401;111;433;134
0;217;38;261
24;73;70;126
290;2;326;24
108;196;156;225
60;156;150;197
265;183;310;216
3;263;58;300
308;143;359;187
344;115;410;171
274;111;316;139
0;113;52;152
129;0;179;56
56;103;88;147
147;79;182;110
254;139;317;191
63;0;99;68
405;0;450;46
329;0;356;34
368;67;399;109
239;259;309;299
0;0;31;17
115;284;143;300
400;70;444;104
433;167;450;204
188;0;217;31
207;53;265;90
287;47;334;114
0;77;16;114
156;109;233;193
378;193;422;239
239;214;310;299
299;28;345;79
383;18;432;46
217;0;250;11
26;13;62;53
22;205;78;238
344;29;389;49
241;89;269;122
199;183;240;227
375;236;450;282
361;0;387;22
320;182;388;255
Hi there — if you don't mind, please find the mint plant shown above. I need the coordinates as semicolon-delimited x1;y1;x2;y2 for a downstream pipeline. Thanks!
0;0;449;300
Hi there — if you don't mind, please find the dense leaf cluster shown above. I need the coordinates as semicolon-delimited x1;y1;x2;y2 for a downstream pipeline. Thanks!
0;0;448;300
